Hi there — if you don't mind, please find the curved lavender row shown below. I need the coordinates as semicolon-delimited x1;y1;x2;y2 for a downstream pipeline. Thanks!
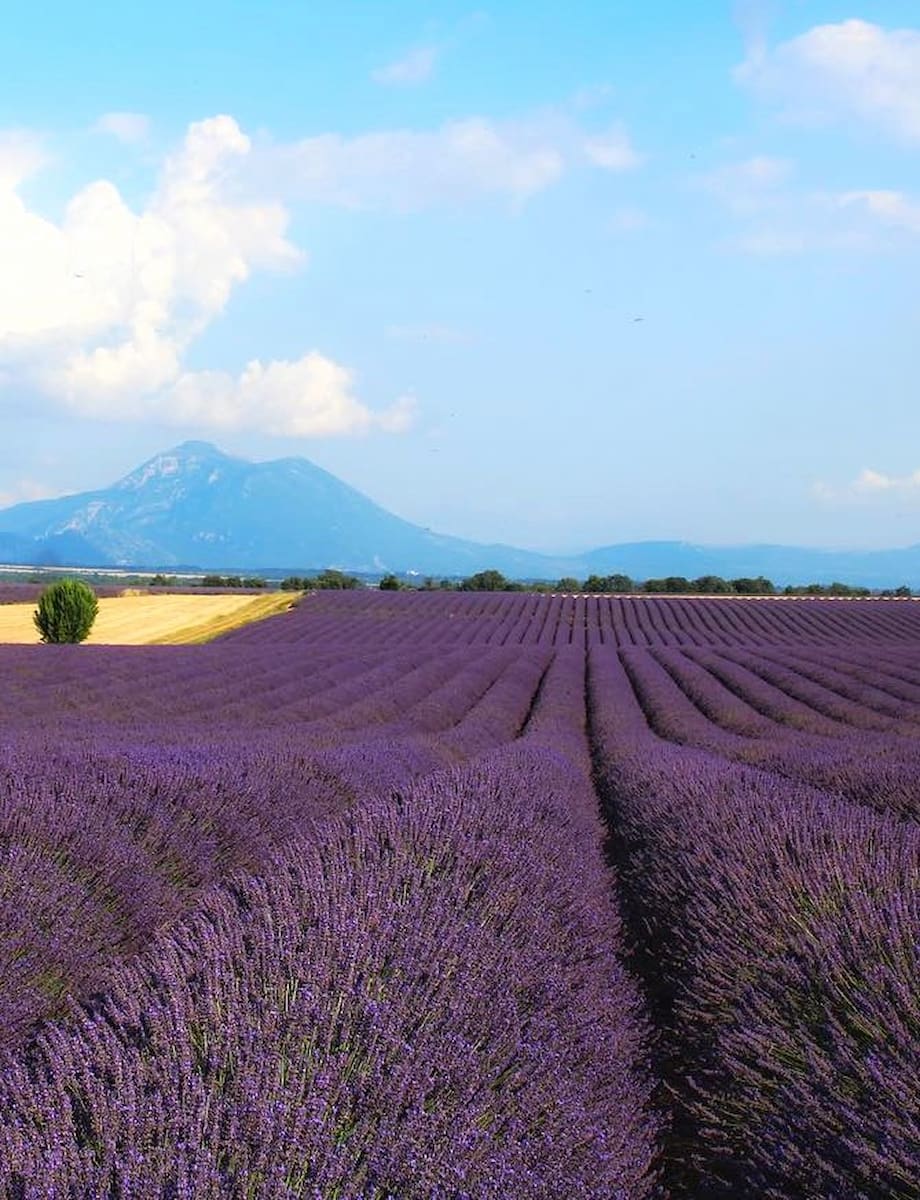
648;648;777;738
683;646;853;734
623;647;920;818
0;643;431;732
0;648;554;1049
618;646;748;753
746;644;920;734
588;646;919;1198
718;647;904;733
794;644;920;706
0;744;659;1200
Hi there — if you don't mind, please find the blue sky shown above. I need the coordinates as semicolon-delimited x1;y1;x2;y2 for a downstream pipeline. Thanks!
1;1;919;551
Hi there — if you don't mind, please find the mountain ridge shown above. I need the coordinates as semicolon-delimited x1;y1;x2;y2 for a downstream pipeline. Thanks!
0;441;918;586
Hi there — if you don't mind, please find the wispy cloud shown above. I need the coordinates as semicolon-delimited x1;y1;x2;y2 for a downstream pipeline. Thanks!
0;130;47;188
0;478;54;509
386;323;470;344
732;0;776;70
261;113;641;212
93;112;151;144
582;125;640;170
696;155;792;214
839;190;920;235
698;154;920;256
0;116;413;438
813;469;920;504
372;45;440;87
737;19;920;142
607;206;651;234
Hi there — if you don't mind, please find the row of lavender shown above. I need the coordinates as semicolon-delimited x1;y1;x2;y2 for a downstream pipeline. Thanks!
0;644;561;1048
619;642;920;818
0;645;660;1198
225;589;920;648
589;646;918;1197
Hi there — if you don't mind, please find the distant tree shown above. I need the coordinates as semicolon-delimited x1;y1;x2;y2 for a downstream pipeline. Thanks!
379;573;401;591
34;579;98;644
608;573;634;593
643;576;691;594
438;579;456;590
149;573;175;587
895;585;913;598
556;576;580;592
280;576;306;591
731;576;775;595
692;575;733;594
201;574;263;589
460;569;511;592
825;581;870;597
313;569;361;590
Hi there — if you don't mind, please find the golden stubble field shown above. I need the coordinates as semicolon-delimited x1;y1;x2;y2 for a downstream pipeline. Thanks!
0;591;297;645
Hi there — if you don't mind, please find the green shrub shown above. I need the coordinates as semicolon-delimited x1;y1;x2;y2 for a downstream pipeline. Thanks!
34;579;99;644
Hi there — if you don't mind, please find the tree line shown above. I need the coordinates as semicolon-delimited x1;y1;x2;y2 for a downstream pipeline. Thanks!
185;568;914;597
381;570;913;597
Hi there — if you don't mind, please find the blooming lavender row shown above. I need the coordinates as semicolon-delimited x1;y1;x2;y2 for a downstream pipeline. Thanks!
0;743;658;1200
588;645;919;1198
790;643;920;706
616;644;920;818
0;648;555;1048
219;590;920;649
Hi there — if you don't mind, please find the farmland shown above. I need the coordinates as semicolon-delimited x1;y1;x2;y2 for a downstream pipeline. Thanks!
0;590;295;645
0;592;916;1198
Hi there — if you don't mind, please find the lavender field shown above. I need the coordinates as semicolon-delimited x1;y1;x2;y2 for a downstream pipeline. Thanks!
0;592;917;1199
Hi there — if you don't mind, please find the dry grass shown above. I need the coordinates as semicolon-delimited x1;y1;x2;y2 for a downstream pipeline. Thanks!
0;592;298;646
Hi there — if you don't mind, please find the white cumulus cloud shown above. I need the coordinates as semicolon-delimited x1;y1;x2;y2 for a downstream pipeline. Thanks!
737;19;920;141
0;115;411;438
167;356;414;437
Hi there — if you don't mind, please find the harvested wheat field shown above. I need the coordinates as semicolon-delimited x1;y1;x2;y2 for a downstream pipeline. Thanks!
0;591;297;645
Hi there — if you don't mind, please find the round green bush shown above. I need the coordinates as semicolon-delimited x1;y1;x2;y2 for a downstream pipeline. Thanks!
33;579;99;644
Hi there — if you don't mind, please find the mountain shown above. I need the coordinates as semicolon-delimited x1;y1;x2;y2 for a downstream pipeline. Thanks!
0;441;918;586
0;441;575;576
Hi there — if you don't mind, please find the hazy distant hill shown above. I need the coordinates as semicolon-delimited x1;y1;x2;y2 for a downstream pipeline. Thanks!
0;441;918;587
581;541;920;591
